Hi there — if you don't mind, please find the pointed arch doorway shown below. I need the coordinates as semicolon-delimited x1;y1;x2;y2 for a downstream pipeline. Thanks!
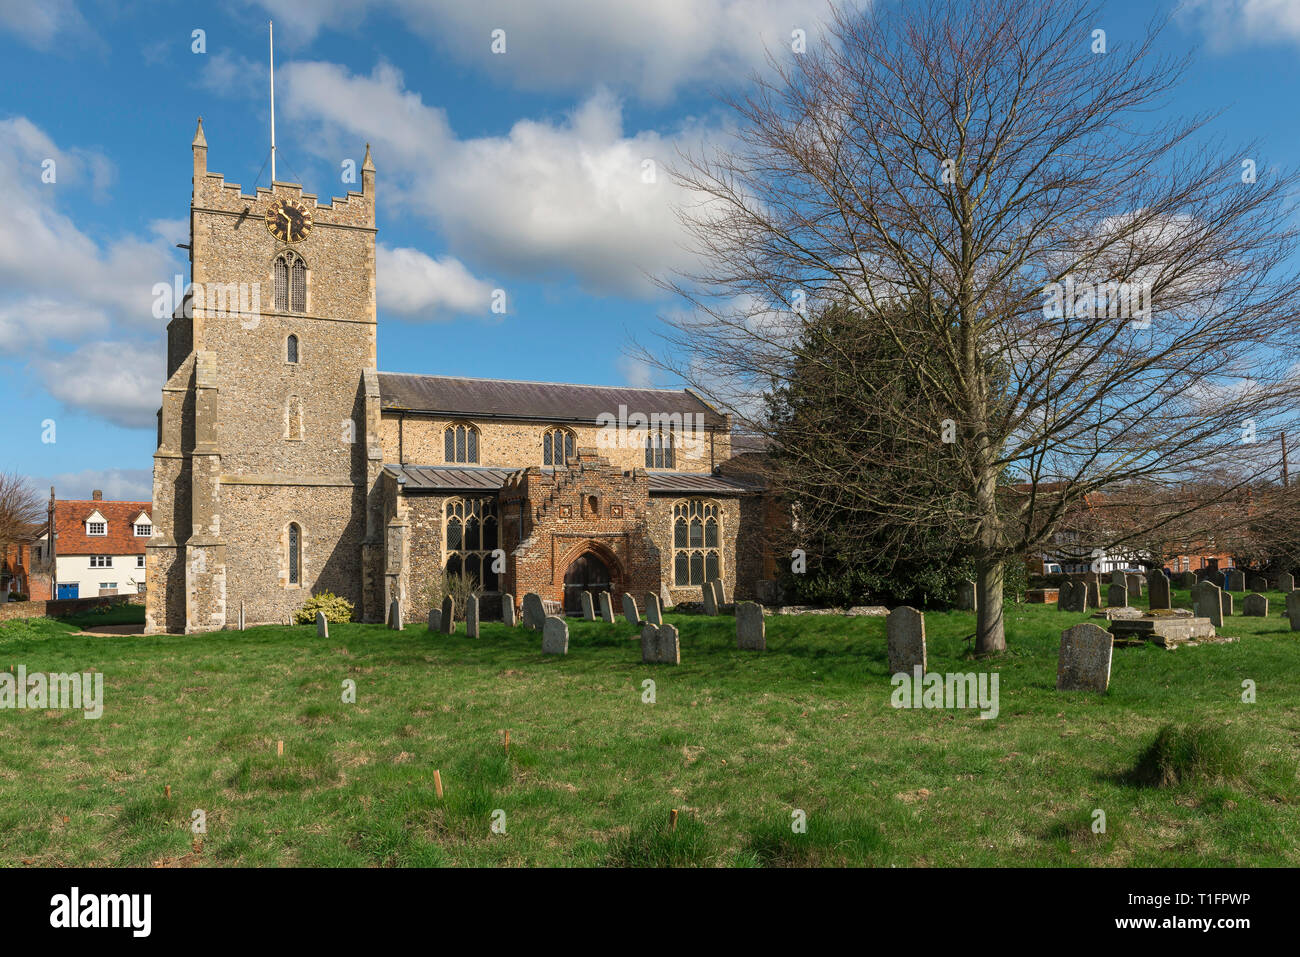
563;551;611;614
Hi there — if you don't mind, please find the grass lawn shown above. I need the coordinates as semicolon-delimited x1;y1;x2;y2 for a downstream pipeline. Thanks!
0;589;1296;867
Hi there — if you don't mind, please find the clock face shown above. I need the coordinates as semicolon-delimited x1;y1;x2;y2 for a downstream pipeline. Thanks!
265;198;313;243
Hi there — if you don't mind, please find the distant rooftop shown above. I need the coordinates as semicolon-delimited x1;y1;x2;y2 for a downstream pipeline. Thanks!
377;372;730;429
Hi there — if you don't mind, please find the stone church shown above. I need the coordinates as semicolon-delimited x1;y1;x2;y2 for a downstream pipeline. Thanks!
145;122;773;634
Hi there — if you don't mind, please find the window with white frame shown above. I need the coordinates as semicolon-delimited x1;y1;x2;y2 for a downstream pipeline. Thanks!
90;555;112;568
136;555;146;568
87;521;106;536
135;523;152;537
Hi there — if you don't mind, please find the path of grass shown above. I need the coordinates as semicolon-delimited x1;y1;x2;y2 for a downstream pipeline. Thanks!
0;588;1296;867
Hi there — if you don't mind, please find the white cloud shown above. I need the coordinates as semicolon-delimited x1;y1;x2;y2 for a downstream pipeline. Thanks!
31;467;153;502
617;354;658;388
377;244;496;318
1179;0;1300;49
34;342;164;430
256;0;848;101
196;51;269;100
0;0;89;50
282;63;723;295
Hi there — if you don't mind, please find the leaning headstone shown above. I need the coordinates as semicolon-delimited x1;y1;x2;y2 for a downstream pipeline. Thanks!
1221;592;1233;618
502;594;516;627
1287;590;1300;630
736;601;765;651
1056;623;1113;693
645;592;663;626
1125;574;1143;598
387;599;403;631
1243;593;1268;617
1277;573;1295;593
710;577;729;606
1085;580;1101;610
1227;570;1246;592
641;622;680;665
466;594;480;638
542;615;569;655
956;580;977;612
1195;582;1224;628
598;591;615;623
886;606;926;676
580;590;596;621
428;609;442;632
1107;583;1127;607
316;611;328;638
1057;580;1077;612
1249;576;1269;594
622;593;640;625
702;581;719;616
522;593;545;631
440;595;455;635
1147;571;1171;610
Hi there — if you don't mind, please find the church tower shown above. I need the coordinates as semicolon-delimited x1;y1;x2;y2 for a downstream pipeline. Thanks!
145;121;385;633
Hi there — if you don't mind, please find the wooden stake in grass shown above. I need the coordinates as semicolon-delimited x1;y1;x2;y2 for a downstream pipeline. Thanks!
669;809;678;832
504;729;510;754
164;785;171;799
276;740;283;758
433;769;444;800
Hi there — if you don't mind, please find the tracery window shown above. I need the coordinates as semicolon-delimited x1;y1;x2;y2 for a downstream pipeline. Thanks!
444;423;479;464
274;250;307;312
444;498;499;591
645;428;675;469
672;499;720;586
543;428;574;466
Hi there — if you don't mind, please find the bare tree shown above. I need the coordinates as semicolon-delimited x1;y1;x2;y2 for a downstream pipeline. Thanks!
0;472;44;556
646;0;1300;652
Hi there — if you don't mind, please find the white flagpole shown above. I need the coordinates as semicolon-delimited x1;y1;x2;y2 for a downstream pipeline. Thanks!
269;19;276;183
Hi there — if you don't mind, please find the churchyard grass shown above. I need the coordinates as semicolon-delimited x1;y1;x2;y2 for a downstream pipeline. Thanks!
1;587;1297;867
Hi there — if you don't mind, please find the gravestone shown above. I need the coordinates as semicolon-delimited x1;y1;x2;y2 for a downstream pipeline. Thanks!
440;595;455;635
1277;573;1295;593
641;622;680;664
1243;593;1268;617
710;577;729;606
1147;571;1171;611
387;599;403;631
1085;580;1101;610
736;601;765;651
702;581;719;616
956;580;977;612
1107;583;1127;607
598;591;615;623
886;606;926;675
1056;623;1114;693
1221;592;1233;618
1287;590;1300;630
1249;576;1269;594
580;590;596;621
1057;580;1078;612
645;592;663;626
542;615;569;655
502;594;516;627
316;611;328;638
1125;574;1143;598
466;594;480;638
1227;570;1246;592
1178;571;1197;589
1110;570;1126;588
1194;582;1224;628
659;582;673;611
428;609;442;632
522;593;545;631
622;593;640;625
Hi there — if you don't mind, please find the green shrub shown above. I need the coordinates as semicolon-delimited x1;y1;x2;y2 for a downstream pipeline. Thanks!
1129;723;1248;788
292;590;355;625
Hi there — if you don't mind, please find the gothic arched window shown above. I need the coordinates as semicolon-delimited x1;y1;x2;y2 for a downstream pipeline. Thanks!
444;423;479;464
274;250;307;313
543;428;574;466
645;427;675;469
672;499;720;586
444;498;498;591
286;334;299;364
288;523;302;586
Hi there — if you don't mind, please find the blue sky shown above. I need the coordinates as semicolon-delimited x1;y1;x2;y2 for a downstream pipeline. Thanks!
2;0;1298;501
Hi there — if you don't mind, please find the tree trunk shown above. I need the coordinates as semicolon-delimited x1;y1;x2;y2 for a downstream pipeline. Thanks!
975;557;1006;655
